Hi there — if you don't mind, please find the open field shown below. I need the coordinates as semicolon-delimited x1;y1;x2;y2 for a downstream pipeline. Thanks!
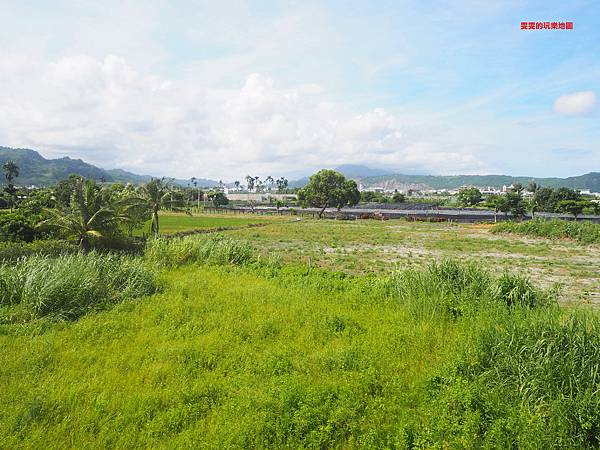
2;240;596;448
0;265;454;448
146;212;600;305
2;215;600;447
224;217;600;306
492;218;600;244
135;212;287;235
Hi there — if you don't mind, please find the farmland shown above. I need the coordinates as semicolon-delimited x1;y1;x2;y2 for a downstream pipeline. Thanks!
134;212;286;235
4;0;600;445
227;215;600;305
1;212;600;447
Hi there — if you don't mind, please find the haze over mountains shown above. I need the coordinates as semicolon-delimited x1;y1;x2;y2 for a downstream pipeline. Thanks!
1;146;599;192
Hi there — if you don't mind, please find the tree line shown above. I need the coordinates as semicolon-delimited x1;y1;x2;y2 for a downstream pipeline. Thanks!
457;183;600;219
0;160;299;248
2;159;599;248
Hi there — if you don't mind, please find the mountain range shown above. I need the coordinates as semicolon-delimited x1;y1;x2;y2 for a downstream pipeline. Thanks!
0;147;217;187
1;146;599;192
346;169;600;192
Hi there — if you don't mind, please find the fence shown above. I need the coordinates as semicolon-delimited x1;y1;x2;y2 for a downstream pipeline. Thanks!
201;206;600;224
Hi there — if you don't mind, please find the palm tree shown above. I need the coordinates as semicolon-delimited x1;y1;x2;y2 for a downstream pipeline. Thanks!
41;177;131;249
135;178;189;237
254;177;263;193
2;160;19;184
2;160;19;211
276;177;288;193
245;175;255;192
265;176;274;191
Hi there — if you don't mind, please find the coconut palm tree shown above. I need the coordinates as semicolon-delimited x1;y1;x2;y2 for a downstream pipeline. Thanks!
41;177;133;249
2;160;19;211
265;175;274;191
134;178;189;237
2;160;19;184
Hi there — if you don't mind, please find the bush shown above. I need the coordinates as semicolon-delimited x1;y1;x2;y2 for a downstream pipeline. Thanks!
93;235;146;255
389;260;556;319
145;234;255;268
0;253;158;320
0;240;78;264
422;310;600;447
0;265;23;306
492;218;600;244
492;271;554;308
0;212;38;242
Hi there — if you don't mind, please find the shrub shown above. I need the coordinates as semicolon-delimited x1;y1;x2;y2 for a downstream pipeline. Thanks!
492;271;554;308
492;219;600;244
389;260;556;319
93;235;146;255
0;240;78;264
0;264;23;306
390;260;491;319
422;311;600;447
145;234;255;268
0;212;38;242
0;253;158;320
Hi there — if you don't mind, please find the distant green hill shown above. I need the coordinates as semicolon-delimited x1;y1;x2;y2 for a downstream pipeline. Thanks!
2;146;598;191
290;169;600;192
0;147;217;187
0;147;109;185
358;173;600;192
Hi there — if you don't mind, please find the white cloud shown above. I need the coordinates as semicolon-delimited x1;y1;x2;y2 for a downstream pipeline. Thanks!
553;91;597;116
0;54;485;179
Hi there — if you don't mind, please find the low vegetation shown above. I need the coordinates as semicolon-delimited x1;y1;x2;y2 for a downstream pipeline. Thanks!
135;213;276;235
391;259;556;319
423;309;600;448
0;252;158;321
492;218;600;244
0;239;77;264
1;162;599;447
2;228;599;447
145;234;256;268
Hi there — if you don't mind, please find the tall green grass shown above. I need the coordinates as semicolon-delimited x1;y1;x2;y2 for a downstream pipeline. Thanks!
145;234;255;268
492;218;600;244
1;259;594;448
0;239;77;264
0;253;158;320
0;230;598;447
0;264;454;448
422;309;600;448
390;259;556;319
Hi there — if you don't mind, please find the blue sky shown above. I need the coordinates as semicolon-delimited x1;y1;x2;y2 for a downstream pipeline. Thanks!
0;0;598;179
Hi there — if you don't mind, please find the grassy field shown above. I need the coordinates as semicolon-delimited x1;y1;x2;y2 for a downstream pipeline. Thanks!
492;218;600;244
135;212;287;235
1;215;600;447
226;217;600;306
0;265;445;448
143;213;600;303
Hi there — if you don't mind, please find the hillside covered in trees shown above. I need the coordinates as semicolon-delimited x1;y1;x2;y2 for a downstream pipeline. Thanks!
357;172;600;192
2;146;599;192
0;147;217;187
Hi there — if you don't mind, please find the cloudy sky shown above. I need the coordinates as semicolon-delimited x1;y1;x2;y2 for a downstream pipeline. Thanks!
1;0;599;180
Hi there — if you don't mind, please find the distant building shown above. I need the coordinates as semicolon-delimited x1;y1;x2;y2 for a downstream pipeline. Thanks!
480;186;501;195
226;193;297;202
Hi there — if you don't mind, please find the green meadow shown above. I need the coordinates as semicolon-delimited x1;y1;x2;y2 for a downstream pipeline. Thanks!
134;212;286;235
2;213;600;448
